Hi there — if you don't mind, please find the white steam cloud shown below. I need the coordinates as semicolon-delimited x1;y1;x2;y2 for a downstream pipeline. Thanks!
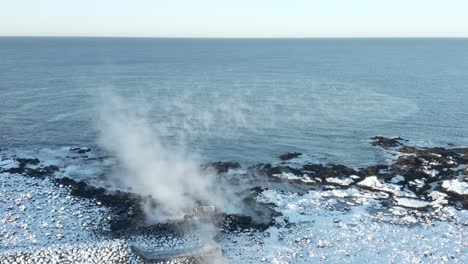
95;93;233;222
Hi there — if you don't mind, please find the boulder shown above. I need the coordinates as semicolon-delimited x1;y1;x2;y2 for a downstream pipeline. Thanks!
302;163;356;179
278;152;302;161
203;161;241;173
370;136;405;148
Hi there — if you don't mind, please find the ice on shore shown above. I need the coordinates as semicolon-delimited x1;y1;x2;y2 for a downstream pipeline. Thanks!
442;179;468;196
325;177;354;186
394;197;431;209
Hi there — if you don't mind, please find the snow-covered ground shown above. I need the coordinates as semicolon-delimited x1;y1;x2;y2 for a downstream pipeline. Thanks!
0;172;111;250
3;171;465;263
0;172;142;263
221;189;467;264
1;143;467;263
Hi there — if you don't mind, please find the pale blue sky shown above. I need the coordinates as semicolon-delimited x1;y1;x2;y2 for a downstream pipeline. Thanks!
1;0;467;37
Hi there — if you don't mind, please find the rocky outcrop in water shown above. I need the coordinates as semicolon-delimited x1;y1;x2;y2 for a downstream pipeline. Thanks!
202;161;241;173
70;147;92;154
257;137;468;211
278;152;302;161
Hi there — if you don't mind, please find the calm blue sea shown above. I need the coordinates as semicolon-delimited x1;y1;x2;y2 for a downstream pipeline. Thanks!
1;37;468;167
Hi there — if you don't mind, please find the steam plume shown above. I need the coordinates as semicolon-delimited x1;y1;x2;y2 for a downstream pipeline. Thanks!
96;93;226;222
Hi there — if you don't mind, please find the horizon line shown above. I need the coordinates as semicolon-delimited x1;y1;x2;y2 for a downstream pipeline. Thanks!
1;35;467;40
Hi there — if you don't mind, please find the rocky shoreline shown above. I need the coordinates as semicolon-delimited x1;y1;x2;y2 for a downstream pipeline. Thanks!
1;136;467;263
249;136;467;211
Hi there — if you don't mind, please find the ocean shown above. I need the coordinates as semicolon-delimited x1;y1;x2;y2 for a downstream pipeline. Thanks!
1;37;468;167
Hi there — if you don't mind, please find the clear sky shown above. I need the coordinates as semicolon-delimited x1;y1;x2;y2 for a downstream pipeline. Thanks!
1;0;467;38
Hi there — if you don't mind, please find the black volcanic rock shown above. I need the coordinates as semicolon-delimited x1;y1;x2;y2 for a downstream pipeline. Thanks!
53;177;144;231
1;158;58;178
302;163;356;179
70;147;91;154
203;161;241;173
452;147;468;155
394;155;424;167
370;136;405;148
249;163;303;178
278;152;302;161
54;177;141;210
358;164;391;180
27;165;59;178
398;145;419;154
16;158;40;166
222;214;273;231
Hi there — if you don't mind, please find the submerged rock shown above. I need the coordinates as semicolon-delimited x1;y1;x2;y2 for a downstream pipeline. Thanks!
302;163;356;179
16;158;40;166
370;136;406;148
249;163;303;179
202;161;241;173
70;147;92;154
278;152;302;161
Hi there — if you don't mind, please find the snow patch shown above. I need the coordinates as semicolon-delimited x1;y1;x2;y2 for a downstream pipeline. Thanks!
394;197;431;209
423;167;439;177
326;177;354;186
441;179;468;195
390;175;405;183
357;176;415;197
272;173;302;181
